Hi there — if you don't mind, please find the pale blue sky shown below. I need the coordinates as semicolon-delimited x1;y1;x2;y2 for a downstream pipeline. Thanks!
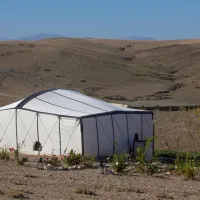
1;0;200;40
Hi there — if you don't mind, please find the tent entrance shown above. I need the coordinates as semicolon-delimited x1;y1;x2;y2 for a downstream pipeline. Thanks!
33;141;42;151
133;133;145;157
133;140;146;157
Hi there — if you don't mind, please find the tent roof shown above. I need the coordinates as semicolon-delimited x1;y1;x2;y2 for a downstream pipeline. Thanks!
0;89;152;118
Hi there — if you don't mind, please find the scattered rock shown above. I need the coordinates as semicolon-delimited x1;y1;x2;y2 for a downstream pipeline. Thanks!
78;165;85;170
44;164;54;170
119;47;126;51
12;193;27;199
71;165;78;170
18;43;25;47
0;190;4;195
15;181;24;185
157;193;174;199
151;162;162;166
75;188;97;196
122;56;136;61
24;174;38;178
44;68;51;72
28;44;35;48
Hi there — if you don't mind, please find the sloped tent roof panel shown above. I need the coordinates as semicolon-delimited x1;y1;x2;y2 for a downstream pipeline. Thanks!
0;89;151;117
0;99;24;111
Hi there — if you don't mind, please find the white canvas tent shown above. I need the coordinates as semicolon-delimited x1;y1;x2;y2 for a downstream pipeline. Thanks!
0;89;154;160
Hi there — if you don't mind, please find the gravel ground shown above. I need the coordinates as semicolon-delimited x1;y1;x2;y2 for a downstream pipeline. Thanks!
1;160;200;200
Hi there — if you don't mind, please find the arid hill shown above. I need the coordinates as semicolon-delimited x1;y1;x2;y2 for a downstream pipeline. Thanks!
0;38;200;107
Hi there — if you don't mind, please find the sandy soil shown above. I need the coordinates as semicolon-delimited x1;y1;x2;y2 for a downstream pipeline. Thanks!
0;160;200;200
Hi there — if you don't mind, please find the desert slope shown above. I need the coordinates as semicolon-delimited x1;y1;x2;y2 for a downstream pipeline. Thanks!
0;38;200;107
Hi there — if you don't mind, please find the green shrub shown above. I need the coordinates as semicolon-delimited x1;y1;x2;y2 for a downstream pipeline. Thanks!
136;137;154;173
154;149;200;159
47;155;60;166
81;155;96;168
62;150;82;166
0;148;10;160
17;157;28;165
135;137;160;175
174;154;197;179
146;164;158;175
184;160;196;179
109;153;128;173
14;150;28;165
14;150;19;161
174;155;185;173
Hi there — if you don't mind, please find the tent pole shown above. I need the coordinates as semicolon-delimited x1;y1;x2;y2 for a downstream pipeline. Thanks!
95;117;100;158
140;114;143;140
126;114;130;149
59;117;61;155
152;113;155;154
80;119;84;156
15;109;19;150
111;114;115;154
36;113;39;142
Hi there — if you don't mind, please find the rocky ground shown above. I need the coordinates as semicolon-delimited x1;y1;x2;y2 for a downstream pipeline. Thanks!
0;160;200;200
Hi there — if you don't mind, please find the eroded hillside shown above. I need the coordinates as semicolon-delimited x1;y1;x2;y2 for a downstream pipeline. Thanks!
0;38;200;106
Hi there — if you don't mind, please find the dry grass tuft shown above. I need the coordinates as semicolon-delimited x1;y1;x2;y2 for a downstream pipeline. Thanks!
6;189;28;199
24;174;38;178
0;190;5;195
157;193;174;199
117;187;145;193
135;188;145;194
12;193;27;199
75;188;97;196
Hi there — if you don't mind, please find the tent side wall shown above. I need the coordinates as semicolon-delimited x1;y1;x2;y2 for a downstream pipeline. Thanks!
17;109;37;154
0;109;82;155
0;109;17;150
82;112;153;160
20;111;82;155
0;107;153;160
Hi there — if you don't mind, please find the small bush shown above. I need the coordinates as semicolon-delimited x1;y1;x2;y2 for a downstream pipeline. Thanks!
62;150;82;166
81;155;96;168
0;148;10;160
154;149;200;159
108;153;127;173
174;154;197;179
14;150;19;161
136;137;154;173
45;155;60;167
135;137;159;175
14;150;28;165
146;164;158;175
17;157;28;165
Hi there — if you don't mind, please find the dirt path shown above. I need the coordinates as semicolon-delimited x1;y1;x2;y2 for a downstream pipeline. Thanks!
0;160;200;199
